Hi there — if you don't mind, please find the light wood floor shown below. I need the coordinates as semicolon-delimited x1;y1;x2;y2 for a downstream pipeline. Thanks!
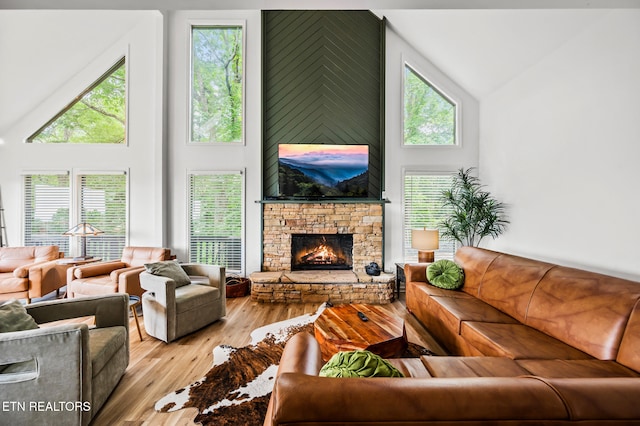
90;295;445;426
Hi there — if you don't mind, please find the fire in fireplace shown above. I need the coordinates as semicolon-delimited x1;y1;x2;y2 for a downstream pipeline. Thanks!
291;234;353;271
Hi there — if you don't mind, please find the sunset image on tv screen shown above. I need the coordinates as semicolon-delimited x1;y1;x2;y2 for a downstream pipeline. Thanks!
278;144;369;198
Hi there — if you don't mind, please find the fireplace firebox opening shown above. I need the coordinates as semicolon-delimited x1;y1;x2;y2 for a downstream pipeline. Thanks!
291;234;353;271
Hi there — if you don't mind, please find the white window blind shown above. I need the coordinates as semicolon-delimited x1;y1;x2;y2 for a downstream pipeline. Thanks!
188;172;243;272
403;172;456;261
23;173;70;253
79;173;127;261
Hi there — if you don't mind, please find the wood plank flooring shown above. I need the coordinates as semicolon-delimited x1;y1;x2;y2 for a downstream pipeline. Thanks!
90;296;444;426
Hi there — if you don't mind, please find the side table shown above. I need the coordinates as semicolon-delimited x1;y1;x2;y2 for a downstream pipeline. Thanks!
128;295;143;341
395;263;405;299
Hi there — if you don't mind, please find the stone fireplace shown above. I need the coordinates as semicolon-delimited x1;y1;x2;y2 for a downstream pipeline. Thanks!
252;202;395;304
261;202;383;273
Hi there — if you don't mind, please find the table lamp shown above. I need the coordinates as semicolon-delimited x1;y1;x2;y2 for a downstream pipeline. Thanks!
63;222;103;260
411;228;439;263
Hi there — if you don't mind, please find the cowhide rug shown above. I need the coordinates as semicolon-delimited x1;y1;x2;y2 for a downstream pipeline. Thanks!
154;304;434;425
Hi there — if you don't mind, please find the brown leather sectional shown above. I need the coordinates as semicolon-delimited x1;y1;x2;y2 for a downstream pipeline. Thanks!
265;247;640;425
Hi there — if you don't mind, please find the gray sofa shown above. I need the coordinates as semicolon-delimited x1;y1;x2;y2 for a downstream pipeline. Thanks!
0;294;129;426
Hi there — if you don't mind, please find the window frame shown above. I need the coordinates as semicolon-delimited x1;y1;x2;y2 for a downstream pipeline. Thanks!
401;59;461;149
186;169;245;274
26;56;129;145
187;20;246;146
401;168;458;262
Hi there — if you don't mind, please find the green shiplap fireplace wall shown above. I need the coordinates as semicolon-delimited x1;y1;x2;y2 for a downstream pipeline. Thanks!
262;10;385;199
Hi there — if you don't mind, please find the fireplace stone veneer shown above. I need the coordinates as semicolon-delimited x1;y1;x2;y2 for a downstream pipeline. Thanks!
255;202;391;303
261;202;383;273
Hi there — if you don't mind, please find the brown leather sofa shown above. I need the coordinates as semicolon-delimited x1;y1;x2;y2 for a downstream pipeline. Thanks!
265;247;640;425
0;245;66;303
67;246;173;298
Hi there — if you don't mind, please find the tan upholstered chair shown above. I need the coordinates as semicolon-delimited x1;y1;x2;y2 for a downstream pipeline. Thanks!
67;246;173;299
0;294;129;426
0;246;66;303
140;263;226;343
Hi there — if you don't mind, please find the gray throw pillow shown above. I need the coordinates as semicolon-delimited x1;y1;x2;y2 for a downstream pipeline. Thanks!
144;260;191;287
0;300;39;333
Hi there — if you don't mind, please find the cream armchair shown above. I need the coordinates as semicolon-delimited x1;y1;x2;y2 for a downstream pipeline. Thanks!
0;245;66;303
0;294;129;426
67;246;173;299
140;263;226;343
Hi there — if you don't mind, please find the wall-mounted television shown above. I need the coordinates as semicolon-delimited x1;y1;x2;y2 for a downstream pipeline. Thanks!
278;144;369;198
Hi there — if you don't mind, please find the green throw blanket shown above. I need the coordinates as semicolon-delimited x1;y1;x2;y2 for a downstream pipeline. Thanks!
319;350;404;378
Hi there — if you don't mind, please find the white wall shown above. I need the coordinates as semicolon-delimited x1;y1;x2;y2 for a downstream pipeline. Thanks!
166;11;262;273
0;11;164;251
480;10;640;281
383;25;479;270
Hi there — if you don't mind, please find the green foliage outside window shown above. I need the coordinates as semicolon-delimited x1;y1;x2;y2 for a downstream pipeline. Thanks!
28;59;126;144
191;26;243;143
189;173;243;270
404;65;456;146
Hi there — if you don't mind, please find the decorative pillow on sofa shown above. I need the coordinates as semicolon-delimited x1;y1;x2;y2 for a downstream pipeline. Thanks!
319;350;404;378
427;259;465;290
0;300;39;333
144;260;191;287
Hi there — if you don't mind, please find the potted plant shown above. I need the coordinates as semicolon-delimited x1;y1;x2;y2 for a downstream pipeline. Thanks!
440;168;509;247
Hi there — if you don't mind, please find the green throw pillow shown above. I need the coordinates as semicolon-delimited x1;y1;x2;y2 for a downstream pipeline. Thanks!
427;259;465;290
0;300;39;333
319;350;404;378
144;260;191;287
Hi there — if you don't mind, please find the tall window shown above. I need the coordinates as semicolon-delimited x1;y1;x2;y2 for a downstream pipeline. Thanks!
403;64;456;146
79;173;127;261
23;173;70;253
28;58;127;144
403;172;456;261
190;25;244;143
188;172;244;272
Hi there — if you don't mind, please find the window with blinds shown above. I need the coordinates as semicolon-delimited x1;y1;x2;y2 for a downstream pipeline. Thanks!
79;173;127;261
188;172;243;272
23;173;70;253
403;172;456;261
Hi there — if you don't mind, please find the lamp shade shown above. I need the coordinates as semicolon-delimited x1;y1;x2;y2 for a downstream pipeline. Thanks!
411;229;439;250
63;222;104;236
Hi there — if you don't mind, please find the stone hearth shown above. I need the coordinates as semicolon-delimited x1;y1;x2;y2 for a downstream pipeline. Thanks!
250;270;395;304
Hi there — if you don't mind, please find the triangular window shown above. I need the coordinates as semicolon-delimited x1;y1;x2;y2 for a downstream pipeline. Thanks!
28;58;126;144
404;64;456;146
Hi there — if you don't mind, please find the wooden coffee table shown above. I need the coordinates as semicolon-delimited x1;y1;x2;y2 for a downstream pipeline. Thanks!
314;304;407;361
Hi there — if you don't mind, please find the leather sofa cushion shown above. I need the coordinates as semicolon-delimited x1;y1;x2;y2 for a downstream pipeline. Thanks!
478;253;554;323
387;358;432;378
175;284;220;314
454;246;501;297
89;326;127;377
517;359;639;378
0;246;59;273
69;276;117;295
461;321;593;360
422;356;530;378
121;246;171;267
429;296;518;335
617;301;640;372
526;266;640;360
0;274;28;293
541;377;640;421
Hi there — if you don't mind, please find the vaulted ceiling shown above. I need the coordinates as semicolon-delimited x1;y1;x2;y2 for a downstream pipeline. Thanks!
0;2;636;133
